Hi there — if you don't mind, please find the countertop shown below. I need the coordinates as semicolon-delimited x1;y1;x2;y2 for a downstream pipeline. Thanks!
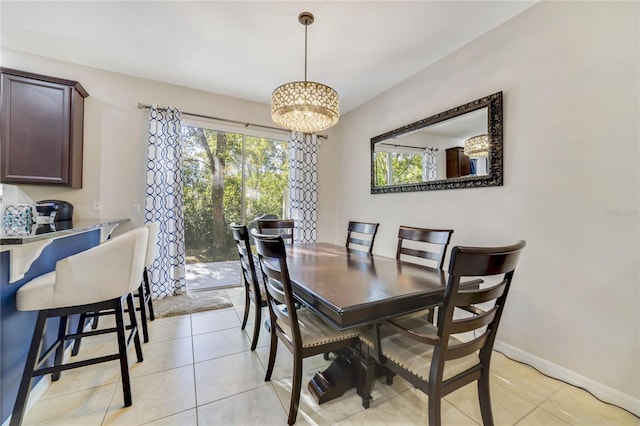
0;218;129;245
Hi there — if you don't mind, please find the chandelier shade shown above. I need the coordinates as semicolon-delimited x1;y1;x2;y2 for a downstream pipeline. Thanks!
464;134;489;158
271;81;339;133
271;12;340;133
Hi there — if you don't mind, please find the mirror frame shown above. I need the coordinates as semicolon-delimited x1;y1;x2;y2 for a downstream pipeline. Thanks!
370;91;503;194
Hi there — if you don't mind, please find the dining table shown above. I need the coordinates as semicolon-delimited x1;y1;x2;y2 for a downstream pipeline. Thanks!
280;242;462;406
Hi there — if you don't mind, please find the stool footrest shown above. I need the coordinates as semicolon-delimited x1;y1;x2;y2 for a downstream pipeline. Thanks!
34;354;120;377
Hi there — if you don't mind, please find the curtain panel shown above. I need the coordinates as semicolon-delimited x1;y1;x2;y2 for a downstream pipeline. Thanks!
145;105;187;298
288;132;318;243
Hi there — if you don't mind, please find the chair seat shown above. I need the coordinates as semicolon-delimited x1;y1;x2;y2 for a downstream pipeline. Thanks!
16;272;56;311
277;306;359;348
360;318;478;382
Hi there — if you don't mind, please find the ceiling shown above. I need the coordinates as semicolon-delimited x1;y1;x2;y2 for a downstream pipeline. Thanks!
0;1;536;115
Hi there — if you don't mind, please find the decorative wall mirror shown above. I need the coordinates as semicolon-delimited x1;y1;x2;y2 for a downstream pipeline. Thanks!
371;91;503;193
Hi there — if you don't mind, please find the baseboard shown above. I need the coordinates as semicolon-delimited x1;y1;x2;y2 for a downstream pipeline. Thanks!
494;340;640;417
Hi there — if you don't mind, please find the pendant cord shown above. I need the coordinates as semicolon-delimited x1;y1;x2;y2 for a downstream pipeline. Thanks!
304;23;308;82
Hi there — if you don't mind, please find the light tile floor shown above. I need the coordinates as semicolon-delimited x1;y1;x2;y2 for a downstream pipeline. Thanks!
21;287;639;425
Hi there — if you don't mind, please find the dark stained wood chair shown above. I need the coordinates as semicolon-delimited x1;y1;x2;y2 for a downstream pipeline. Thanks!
345;221;380;254
395;226;454;322
360;240;526;425
257;219;295;244
253;232;360;425
396;226;454;269
230;224;267;350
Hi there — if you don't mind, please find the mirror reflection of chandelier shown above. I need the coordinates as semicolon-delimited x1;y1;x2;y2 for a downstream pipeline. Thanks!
464;134;489;158
271;12;340;133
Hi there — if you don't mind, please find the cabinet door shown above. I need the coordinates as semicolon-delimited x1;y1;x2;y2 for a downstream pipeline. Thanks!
1;72;82;187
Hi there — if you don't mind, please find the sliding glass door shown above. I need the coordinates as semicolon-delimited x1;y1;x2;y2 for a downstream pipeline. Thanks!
181;124;288;265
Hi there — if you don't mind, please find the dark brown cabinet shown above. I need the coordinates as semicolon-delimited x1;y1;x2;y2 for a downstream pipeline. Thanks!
445;147;471;179
0;68;88;188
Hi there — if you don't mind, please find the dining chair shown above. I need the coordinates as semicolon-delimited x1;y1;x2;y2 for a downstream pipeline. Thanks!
359;240;526;425
230;224;267;350
257;218;295;244
11;227;148;426
253;232;360;425
395;226;454;322
345;221;380;254
396;226;454;269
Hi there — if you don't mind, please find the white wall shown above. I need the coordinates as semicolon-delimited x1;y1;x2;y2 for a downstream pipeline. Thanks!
325;1;639;412
0;48;288;234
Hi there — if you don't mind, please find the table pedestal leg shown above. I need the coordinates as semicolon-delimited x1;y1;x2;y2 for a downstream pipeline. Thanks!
308;351;356;404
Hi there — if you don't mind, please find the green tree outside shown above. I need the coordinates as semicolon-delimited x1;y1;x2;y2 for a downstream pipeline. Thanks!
182;126;288;263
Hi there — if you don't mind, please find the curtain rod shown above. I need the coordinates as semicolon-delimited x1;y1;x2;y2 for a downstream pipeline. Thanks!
137;103;327;139
378;142;437;151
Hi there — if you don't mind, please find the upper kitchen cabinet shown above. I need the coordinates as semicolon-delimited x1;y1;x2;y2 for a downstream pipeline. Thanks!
0;68;89;188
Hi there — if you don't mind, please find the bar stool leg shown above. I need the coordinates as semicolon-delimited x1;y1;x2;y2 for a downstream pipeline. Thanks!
11;311;48;426
126;293;144;362
137;283;149;343
143;268;155;321
71;313;86;356
51;315;68;381
114;298;133;407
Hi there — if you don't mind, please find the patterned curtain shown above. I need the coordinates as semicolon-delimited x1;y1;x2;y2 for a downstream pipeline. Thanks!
288;132;318;243
145;105;187;298
422;147;437;182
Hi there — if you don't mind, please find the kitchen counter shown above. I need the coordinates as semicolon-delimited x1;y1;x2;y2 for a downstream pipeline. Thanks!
1;218;127;246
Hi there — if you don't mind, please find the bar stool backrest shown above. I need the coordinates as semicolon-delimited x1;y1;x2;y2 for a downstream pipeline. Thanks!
52;227;148;308
144;222;160;268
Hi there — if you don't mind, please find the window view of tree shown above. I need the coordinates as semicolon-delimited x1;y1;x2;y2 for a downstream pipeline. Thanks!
182;126;288;263
375;152;423;185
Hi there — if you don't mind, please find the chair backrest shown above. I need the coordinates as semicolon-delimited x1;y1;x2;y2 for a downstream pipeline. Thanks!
252;232;302;350
53;227;149;307
345;221;380;254
436;240;526;364
144;221;160;268
230;224;261;302
257;219;295;244
396;226;454;270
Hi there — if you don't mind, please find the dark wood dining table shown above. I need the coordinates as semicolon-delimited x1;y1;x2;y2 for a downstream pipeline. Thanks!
285;242;449;329
281;242;456;405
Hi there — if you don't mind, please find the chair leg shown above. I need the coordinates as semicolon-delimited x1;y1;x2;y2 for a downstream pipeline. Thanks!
478;371;495;426
126;293;144;363
427;382;443;426
11;311;47;426
240;289;250;330
143;267;155;321
114;298;133;407
357;351;376;409
137;283;150;343
249;302;261;351
71;313;87;356
264;328;278;381
288;351;303;425
51;315;68;381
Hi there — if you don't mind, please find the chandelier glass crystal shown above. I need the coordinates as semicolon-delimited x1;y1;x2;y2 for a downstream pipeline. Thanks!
271;12;340;133
463;134;489;158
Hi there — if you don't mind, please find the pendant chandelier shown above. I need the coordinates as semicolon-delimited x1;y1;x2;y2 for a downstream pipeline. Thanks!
463;134;489;158
271;12;340;133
